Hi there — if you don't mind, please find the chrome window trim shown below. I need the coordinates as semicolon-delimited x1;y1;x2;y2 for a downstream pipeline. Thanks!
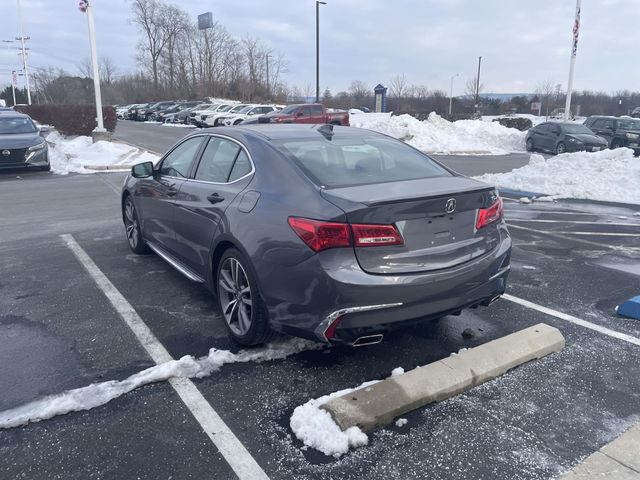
157;134;209;180
187;133;256;186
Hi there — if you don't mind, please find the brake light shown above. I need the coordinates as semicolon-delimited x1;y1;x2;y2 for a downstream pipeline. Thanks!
476;197;504;230
288;218;404;252
351;224;403;247
288;217;351;252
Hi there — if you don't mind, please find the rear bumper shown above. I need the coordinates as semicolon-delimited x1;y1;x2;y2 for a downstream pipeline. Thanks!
259;224;511;343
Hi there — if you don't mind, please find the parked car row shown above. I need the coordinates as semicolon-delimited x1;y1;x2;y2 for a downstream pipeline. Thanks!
525;115;640;155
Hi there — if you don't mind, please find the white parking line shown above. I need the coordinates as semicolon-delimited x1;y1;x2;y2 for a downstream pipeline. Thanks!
506;224;640;252
60;234;270;480
503;294;640;347
508;218;640;227
552;231;640;237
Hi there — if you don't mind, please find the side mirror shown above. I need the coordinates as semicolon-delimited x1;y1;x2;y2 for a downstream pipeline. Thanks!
38;125;51;133
131;161;154;178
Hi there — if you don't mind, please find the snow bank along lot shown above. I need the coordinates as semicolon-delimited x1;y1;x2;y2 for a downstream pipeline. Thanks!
46;131;159;174
476;147;640;205
350;112;526;154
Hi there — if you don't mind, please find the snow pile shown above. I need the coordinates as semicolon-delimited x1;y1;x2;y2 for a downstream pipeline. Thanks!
476;148;640;205
290;365;407;457
350;112;526;154
47;131;159;175
290;380;377;457
0;337;320;429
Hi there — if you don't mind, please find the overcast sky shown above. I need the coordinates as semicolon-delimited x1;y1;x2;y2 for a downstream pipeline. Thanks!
1;0;638;95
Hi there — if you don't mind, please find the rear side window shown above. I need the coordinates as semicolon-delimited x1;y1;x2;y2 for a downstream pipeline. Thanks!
195;138;241;182
310;105;323;116
275;136;451;188
228;151;252;182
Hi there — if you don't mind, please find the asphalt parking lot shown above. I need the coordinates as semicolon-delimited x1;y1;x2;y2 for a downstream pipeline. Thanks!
1;130;639;479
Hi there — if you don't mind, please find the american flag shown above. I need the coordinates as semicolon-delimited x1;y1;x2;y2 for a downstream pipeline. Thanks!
572;7;581;57
79;0;89;12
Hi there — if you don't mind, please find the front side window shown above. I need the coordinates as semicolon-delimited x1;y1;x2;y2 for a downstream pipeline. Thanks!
195;137;242;183
275;136;451;188
159;137;203;178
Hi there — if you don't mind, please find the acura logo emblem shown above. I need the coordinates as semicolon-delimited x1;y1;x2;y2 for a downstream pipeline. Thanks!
1;150;9;156
445;198;456;213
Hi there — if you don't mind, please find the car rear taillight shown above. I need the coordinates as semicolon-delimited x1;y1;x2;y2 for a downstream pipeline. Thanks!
288;218;351;252
351;224;403;247
288;217;404;252
476;197;504;230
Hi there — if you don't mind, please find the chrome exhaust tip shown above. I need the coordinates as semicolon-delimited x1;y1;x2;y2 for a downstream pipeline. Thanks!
351;334;384;347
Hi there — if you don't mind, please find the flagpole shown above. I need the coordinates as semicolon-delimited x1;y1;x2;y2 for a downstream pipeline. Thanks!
83;1;105;133
564;0;581;121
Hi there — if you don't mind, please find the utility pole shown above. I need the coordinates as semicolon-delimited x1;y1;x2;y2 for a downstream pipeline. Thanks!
564;0;581;121
449;73;458;116
11;71;17;106
265;54;271;99
16;0;31;105
83;0;106;134
315;1;326;103
474;56;482;117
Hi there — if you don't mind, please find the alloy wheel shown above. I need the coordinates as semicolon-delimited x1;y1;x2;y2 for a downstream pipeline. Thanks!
218;257;253;336
124;199;140;249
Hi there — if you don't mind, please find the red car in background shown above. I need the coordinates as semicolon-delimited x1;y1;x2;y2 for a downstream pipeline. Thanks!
263;103;349;126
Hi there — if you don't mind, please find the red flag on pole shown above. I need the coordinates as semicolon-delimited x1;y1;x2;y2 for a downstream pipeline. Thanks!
79;1;89;12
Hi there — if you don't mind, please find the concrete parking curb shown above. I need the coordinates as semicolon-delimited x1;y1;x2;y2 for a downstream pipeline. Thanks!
559;423;640;479
321;323;565;432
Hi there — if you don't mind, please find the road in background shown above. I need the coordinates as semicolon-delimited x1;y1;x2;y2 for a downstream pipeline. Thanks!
113;120;532;176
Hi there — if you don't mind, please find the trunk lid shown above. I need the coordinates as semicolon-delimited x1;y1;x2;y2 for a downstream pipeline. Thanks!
321;177;501;274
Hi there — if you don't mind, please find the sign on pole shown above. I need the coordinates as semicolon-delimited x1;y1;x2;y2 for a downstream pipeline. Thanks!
531;102;542;115
198;12;213;30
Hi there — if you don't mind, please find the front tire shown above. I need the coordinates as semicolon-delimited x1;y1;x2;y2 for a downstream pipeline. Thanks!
526;138;534;152
123;196;150;254
556;142;566;155
216;248;273;346
611;139;624;149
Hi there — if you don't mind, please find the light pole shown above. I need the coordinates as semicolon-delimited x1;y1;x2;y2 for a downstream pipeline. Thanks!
449;73;458;116
265;54;271;99
564;0;581;121
315;1;326;103
16;0;31;105
83;1;106;134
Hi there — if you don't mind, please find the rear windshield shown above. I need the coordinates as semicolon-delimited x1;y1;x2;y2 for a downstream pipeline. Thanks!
0;117;37;134
274;136;451;188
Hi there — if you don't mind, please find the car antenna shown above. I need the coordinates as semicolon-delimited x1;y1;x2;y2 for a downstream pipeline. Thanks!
316;123;334;139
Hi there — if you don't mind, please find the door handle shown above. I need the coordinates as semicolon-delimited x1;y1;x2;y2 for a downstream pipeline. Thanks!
207;193;225;204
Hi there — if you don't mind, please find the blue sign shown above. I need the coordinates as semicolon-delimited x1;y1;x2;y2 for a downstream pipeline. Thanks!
374;84;387;113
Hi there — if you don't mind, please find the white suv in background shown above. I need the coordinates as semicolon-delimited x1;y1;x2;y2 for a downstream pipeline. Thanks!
201;104;251;127
221;105;279;126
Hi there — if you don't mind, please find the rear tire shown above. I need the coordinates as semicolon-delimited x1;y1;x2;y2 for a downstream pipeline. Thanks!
525;138;534;152
556;142;566;155
123;196;150;254
216;248;273;346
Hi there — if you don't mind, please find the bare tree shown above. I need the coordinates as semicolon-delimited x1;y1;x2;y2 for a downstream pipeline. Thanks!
389;73;408;98
348;80;369;103
536;80;557;118
131;0;172;90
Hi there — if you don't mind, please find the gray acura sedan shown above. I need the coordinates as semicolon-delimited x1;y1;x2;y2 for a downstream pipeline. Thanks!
122;125;511;346
0;113;49;171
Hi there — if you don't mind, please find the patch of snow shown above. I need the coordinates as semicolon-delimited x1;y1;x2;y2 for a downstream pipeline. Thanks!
391;367;405;377
46;131;159;175
476;148;640;205
143;121;162;125
161;123;196;128
350;112;525;154
519;197;532;204
0;337;321;429
522;265;537;270
395;418;408;427
290;380;377;458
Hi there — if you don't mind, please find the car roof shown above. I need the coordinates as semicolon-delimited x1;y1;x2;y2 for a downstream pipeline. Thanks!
0;112;31;120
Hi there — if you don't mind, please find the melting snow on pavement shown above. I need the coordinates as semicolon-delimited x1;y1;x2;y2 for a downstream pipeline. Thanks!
476;147;640;205
350;112;526;154
46;131;159;175
0;338;321;429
